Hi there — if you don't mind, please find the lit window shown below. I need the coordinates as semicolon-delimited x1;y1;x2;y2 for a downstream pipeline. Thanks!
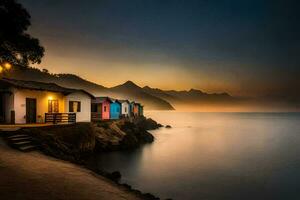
48;100;59;113
69;101;81;112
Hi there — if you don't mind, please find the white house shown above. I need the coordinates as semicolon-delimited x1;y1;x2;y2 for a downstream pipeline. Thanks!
119;100;131;117
0;78;94;124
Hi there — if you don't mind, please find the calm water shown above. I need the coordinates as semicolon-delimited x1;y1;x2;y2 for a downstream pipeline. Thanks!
96;112;300;200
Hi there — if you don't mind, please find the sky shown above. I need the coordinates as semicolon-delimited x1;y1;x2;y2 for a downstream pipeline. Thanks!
20;0;300;97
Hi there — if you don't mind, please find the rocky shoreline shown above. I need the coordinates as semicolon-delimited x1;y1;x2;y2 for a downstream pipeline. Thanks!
4;117;170;200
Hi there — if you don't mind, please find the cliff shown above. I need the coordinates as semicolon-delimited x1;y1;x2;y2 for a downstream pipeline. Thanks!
9;117;162;163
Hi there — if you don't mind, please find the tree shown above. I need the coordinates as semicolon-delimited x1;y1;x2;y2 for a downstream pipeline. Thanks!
0;0;44;66
42;68;49;74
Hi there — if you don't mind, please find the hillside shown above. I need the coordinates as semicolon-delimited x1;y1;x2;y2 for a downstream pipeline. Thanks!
143;86;238;105
110;81;175;110
1;65;174;110
2;65;108;94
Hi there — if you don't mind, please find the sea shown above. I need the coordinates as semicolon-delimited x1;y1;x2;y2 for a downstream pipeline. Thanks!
95;112;300;200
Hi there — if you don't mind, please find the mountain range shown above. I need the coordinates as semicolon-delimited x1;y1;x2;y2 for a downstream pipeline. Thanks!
1;65;241;110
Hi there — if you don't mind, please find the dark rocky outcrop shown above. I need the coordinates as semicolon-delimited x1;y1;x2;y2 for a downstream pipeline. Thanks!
118;120;154;149
134;116;163;130
93;116;160;151
10;117;161;162
107;171;122;183
16;123;96;163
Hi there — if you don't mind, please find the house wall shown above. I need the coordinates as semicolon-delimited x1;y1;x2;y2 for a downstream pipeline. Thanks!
129;103;135;116
13;88;65;124
0;87;14;123
65;92;91;122
98;104;103;114
3;89;14;123
121;102;130;116
139;106;144;116
110;102;121;119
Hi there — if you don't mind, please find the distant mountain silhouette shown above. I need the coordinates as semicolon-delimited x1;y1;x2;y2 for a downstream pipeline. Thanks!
142;86;237;105
110;81;175;110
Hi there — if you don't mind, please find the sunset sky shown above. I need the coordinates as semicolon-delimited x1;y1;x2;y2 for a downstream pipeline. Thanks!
20;0;300;97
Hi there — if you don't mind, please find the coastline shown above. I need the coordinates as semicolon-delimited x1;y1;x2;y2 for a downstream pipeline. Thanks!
0;138;142;200
0;117;167;200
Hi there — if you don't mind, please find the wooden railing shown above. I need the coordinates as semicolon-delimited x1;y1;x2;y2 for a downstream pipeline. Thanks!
45;113;76;124
91;112;102;121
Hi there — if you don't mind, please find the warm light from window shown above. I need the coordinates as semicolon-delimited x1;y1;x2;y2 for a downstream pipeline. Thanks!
0;66;3;73
4;62;12;70
48;96;53;100
4;62;11;70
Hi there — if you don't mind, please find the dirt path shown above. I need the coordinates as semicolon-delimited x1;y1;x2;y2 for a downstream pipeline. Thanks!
0;138;142;200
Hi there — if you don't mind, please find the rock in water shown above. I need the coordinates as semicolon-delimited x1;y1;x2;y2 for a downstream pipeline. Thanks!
132;116;163;130
108;171;122;183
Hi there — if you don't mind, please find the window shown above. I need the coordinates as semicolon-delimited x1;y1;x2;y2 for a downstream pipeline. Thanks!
48;100;59;113
125;107;127;112
69;101;81;112
104;106;107;112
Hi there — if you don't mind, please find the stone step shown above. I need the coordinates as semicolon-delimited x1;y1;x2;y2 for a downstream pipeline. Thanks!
7;134;30;139
12;141;33;146
4;133;40;152
19;145;38;152
9;136;32;141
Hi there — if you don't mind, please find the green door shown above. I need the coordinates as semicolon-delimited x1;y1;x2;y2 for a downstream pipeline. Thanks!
26;98;36;123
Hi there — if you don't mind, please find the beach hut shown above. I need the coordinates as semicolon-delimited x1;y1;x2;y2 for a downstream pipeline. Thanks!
133;103;140;116
129;101;135;116
110;99;121;119
91;97;112;120
138;104;144;116
119;100;130;117
0;78;94;124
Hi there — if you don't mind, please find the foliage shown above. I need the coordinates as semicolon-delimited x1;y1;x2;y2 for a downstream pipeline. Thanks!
0;0;44;65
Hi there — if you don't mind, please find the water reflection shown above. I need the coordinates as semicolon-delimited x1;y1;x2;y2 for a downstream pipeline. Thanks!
97;112;300;200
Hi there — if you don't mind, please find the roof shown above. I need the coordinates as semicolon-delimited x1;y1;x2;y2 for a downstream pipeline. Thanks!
118;99;130;104
111;99;122;104
134;102;144;107
92;96;113;103
0;78;94;98
103;97;121;104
